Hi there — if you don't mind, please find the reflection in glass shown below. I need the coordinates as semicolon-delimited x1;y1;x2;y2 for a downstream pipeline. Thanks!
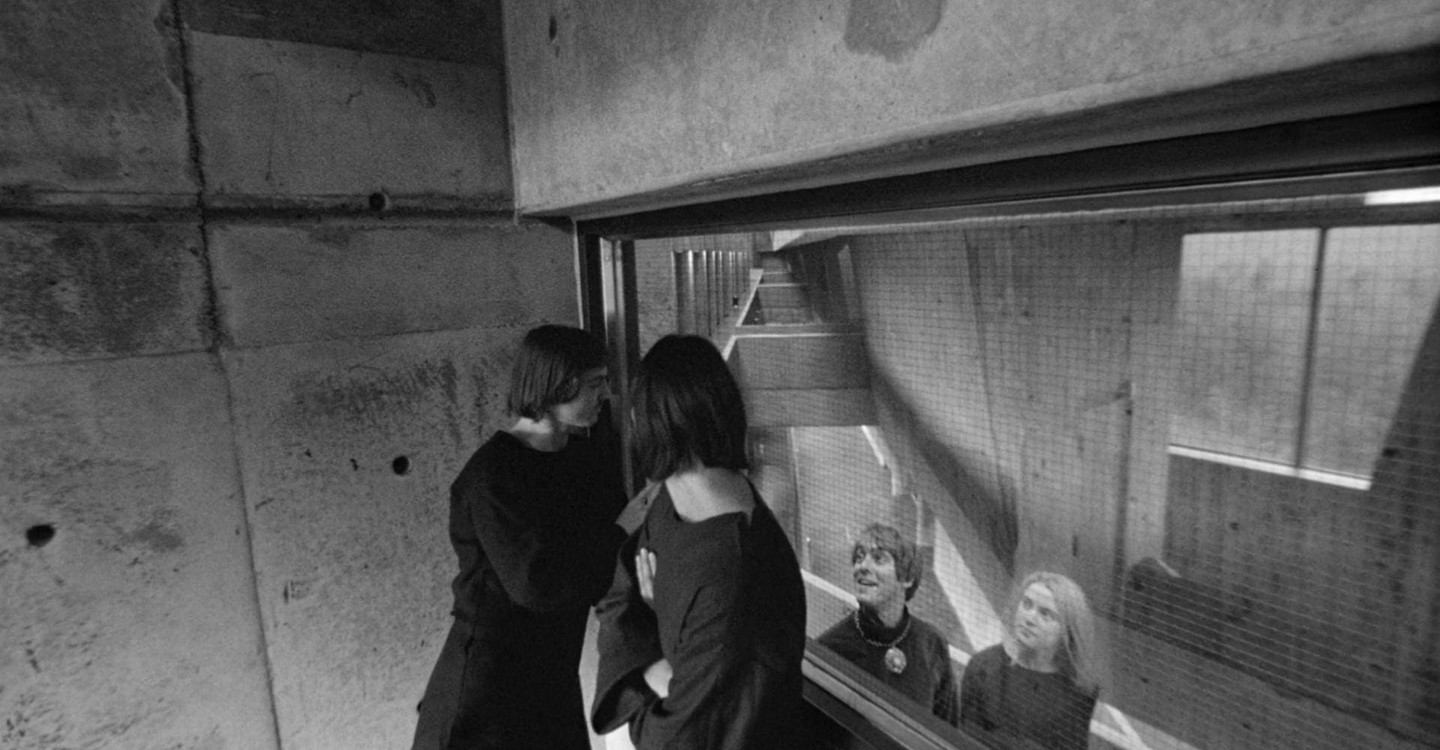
624;198;1440;750
958;572;1102;750
815;523;960;726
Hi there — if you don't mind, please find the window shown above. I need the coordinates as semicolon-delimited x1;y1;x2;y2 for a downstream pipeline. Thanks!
591;181;1440;750
1175;225;1440;485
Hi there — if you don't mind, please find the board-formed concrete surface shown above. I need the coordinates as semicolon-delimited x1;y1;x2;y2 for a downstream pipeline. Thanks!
2;1;564;746
0;353;277;750
223;326;524;749
0;221;213;366
0;0;195;202
191;33;512;207
208;221;575;349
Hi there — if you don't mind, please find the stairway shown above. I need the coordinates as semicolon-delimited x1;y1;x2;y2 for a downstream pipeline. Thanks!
729;250;875;427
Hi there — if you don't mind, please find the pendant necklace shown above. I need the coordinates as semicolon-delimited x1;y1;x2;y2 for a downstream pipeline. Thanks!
853;610;911;675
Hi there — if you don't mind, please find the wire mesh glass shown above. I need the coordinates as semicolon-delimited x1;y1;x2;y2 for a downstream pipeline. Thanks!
624;192;1440;750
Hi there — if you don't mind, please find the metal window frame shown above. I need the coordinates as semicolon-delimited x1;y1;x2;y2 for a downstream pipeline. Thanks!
569;92;1440;750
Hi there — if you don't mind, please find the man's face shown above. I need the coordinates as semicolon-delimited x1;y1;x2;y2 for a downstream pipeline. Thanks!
852;541;909;612
550;366;609;429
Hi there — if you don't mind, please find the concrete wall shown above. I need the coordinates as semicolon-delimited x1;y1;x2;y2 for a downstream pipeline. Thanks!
1;2;578;749
503;0;1440;215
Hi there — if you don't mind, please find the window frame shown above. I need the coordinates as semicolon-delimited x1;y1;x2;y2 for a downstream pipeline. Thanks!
570;98;1440;750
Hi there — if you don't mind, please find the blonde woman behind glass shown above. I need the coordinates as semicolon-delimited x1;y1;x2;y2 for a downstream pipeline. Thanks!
959;571;1104;750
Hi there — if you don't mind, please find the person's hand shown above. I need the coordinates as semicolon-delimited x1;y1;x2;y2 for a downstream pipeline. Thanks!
642;658;673;699
614;482;659;535
635;548;657;605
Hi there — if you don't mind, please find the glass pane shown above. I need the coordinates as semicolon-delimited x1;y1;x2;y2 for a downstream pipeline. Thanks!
1306;224;1440;476
621;192;1440;750
1173;230;1319;465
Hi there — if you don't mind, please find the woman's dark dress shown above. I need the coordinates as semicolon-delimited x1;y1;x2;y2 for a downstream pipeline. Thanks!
591;483;806;749
412;426;627;750
958;643;1097;750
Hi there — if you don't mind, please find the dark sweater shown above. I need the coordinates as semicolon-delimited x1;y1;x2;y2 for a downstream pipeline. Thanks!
447;428;626;622
817;608;960;725
413;425;627;750
959;644;1098;750
592;483;807;749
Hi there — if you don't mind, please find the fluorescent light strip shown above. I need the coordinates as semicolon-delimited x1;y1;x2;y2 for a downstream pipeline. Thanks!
1167;445;1371;490
1363;186;1440;205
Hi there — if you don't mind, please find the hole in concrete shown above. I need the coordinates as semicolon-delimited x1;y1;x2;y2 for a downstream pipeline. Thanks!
548;15;558;41
368;191;390;212
26;524;55;548
393;456;411;476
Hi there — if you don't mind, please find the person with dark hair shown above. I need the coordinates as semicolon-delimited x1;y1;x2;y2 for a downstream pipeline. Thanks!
590;334;807;749
817;523;959;726
412;324;653;750
959;571;1105;750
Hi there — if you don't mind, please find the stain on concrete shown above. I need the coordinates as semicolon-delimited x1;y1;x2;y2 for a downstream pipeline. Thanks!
289;358;460;427
305;224;355;249
1;182;39;204
124;520;184;554
393;71;438;108
0;223;208;361
843;0;945;62
283;578;316;603
58;155;123;182
1;691;68;747
0;0;182;117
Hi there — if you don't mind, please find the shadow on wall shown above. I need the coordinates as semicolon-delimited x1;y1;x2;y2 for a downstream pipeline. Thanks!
870;370;1019;577
859;370;1018;660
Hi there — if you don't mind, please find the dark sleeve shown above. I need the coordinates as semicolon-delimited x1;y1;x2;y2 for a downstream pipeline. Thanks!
465;465;627;612
815;617;853;655
631;568;757;747
958;649;989;730
932;639;960;727
590;531;664;735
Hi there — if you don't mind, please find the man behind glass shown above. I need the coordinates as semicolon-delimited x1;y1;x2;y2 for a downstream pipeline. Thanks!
817;522;959;726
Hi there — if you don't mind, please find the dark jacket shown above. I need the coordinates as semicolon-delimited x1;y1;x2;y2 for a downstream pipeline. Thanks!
591;484;806;749
412;424;627;750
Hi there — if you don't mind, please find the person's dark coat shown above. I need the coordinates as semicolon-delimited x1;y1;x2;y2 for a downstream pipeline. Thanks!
412;424;627;750
591;484;806;749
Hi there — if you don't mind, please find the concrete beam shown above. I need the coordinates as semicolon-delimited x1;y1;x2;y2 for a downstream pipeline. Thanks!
729;333;870;390
746;387;877;427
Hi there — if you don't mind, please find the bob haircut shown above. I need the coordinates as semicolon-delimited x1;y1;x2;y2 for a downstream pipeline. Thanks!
630;335;748;480
852;523;922;601
506;324;608;420
1002;571;1105;696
